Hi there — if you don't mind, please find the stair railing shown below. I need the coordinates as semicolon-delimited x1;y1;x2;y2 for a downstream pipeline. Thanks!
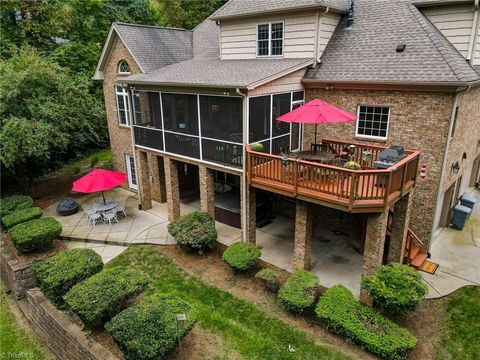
405;228;424;265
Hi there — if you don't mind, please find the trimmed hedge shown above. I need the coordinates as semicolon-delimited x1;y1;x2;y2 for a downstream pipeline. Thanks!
167;211;217;254
32;248;103;306
106;294;197;360
255;268;281;292
361;263;428;315
0;195;33;217
2;207;43;229
222;242;262;271
315;285;417;360
278;270;319;314
9;217;62;253
64;267;148;328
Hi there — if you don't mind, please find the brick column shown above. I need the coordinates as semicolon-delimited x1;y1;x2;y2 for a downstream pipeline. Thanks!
387;191;414;264
360;208;389;305
199;165;215;218
148;154;167;203
240;177;256;243
293;200;313;269
164;157;180;221
136;151;152;210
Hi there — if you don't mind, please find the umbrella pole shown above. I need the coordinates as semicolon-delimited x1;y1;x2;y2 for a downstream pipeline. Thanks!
102;191;106;205
314;124;318;153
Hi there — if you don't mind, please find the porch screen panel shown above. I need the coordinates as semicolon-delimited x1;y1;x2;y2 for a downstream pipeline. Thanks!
200;96;243;142
134;127;163;151
271;93;290;137
161;93;198;135
202;139;242;167
164;132;200;159
133;91;162;129
249;96;271;142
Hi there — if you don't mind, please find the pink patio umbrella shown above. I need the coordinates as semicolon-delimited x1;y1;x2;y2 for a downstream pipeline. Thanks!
277;98;357;148
72;168;127;204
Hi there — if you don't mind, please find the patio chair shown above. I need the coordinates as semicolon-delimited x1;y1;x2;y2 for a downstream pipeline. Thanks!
102;209;119;226
115;202;127;218
82;204;102;227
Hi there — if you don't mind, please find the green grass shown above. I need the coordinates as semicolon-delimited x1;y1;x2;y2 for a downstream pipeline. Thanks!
0;283;50;359
107;245;352;360
436;286;480;360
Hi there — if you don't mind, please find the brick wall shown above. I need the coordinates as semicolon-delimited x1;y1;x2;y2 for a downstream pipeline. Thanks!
304;88;455;245
18;289;119;360
0;239;35;299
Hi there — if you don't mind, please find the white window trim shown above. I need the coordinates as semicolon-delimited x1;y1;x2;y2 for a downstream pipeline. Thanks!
125;154;138;190
115;86;130;126
355;105;390;141
118;60;131;75
256;21;284;58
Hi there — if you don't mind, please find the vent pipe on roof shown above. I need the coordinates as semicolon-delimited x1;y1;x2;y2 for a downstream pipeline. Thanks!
346;0;354;29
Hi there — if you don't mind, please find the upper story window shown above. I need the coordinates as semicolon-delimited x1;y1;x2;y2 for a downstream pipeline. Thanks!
356;105;390;140
116;86;130;126
257;22;283;57
117;60;130;74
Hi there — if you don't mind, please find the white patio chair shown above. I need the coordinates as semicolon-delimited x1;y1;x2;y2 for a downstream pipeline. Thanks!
115;201;127;218
102;209;119;226
82;204;102;227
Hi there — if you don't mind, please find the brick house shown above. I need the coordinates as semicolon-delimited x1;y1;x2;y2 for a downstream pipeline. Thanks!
94;0;480;301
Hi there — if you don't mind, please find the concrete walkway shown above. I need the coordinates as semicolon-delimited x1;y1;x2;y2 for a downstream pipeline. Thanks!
422;187;480;299
62;240;126;263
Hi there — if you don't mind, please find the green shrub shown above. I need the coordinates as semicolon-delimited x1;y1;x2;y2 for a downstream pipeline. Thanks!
106;294;197;360
343;161;362;170
32;248;103;306
71;165;81;175
90;155;99;167
249;143;264;152
64;267;148;328
278;270;318;314
361;263;428;315
167;211;217;254
9;217;62;253
2;207;43;229
222;242;262;271
103;159;114;170
0;195;33;217
315;285;416;360
255;268;281;292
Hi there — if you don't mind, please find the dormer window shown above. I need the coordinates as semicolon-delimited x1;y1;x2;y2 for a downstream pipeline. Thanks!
257;22;283;57
118;60;130;74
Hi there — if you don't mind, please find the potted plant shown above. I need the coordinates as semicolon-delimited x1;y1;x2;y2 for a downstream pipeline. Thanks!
249;143;264;152
343;161;362;170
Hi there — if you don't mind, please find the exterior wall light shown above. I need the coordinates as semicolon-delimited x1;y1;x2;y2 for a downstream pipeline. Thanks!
451;161;460;174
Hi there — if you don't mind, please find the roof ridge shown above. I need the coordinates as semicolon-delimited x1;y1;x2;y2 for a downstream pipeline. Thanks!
114;22;191;32
407;3;469;83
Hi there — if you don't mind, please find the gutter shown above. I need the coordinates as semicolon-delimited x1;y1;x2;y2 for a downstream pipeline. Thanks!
236;88;249;243
301;78;478;88
314;7;330;67
467;0;480;62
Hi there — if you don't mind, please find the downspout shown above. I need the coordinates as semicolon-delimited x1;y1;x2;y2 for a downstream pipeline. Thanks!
126;84;141;210
314;7;330;66
236;88;249;242
467;0;479;62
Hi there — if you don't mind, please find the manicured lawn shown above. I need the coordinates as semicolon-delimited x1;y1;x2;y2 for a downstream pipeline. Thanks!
0;283;51;359
435;286;480;360
107;245;352;360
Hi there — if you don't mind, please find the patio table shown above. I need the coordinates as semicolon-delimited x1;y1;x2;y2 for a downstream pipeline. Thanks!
93;201;118;213
296;150;337;164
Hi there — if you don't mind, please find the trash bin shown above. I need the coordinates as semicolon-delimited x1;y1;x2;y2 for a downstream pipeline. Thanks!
459;195;476;218
451;204;472;230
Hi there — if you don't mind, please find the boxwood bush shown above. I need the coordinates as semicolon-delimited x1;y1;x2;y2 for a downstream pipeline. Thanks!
278;270;319;314
167;211;217;254
222;242;262;271
9;217;62;253
315;285;417;360
106;294;197;360
0;195;33;217
2;207;43;229
64;267;148;328
361;263;428;315
255;268;281;292
32;248;103;306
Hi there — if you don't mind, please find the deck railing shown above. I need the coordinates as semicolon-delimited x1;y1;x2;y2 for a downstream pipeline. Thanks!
247;139;420;212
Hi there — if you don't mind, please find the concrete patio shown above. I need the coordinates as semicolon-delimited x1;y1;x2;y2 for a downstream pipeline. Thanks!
423;187;480;299
63;240;127;264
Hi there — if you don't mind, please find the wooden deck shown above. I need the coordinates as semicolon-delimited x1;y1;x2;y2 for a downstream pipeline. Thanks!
247;139;420;213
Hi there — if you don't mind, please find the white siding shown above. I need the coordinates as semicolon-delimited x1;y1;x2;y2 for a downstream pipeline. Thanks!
422;4;475;58
248;68;306;96
220;11;340;60
474;20;480;65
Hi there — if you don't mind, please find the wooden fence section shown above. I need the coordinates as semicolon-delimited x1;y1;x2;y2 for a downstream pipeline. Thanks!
247;140;420;213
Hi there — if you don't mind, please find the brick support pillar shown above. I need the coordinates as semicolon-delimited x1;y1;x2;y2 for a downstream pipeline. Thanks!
136;151;152;210
388;191;414;264
360;209;389;305
241;177;256;243
199;165;215;218
148;154;167;203
293;200;313;269
164;157;180;221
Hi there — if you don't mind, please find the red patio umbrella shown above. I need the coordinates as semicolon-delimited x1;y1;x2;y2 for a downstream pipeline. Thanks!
72;168;127;204
277;98;356;147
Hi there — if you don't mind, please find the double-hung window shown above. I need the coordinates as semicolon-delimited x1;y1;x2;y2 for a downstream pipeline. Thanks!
116;86;130;126
356;105;390;139
257;22;283;57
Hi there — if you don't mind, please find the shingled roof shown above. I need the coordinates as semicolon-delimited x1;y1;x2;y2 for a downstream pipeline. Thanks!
304;0;480;86
210;0;349;20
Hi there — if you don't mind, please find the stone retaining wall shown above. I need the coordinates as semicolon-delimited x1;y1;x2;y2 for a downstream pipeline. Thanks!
18;288;120;360
0;239;35;299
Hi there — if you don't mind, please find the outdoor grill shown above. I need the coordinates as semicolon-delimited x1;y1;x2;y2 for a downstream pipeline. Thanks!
373;145;407;169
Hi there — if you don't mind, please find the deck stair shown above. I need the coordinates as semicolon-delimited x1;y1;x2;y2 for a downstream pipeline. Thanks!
404;229;428;269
